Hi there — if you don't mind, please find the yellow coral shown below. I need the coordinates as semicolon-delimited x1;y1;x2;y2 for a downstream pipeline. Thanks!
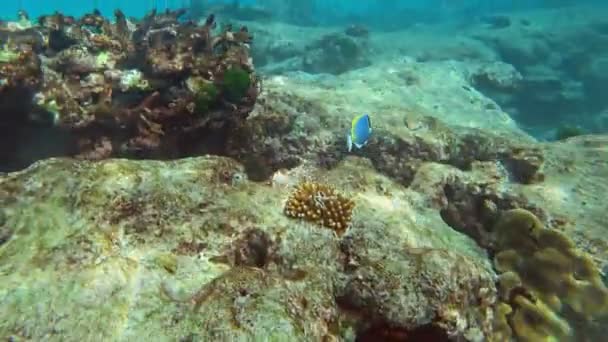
492;302;513;342
284;182;355;235
491;209;608;341
510;294;571;342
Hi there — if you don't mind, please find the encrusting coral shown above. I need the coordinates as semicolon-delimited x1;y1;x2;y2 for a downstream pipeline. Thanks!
490;208;608;342
284;182;355;235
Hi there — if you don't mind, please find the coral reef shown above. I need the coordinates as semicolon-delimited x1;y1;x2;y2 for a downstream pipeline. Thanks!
0;9;258;168
284;182;355;236
1;5;608;340
1;101;606;341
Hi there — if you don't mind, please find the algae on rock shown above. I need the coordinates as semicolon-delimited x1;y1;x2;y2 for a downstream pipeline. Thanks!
0;156;499;341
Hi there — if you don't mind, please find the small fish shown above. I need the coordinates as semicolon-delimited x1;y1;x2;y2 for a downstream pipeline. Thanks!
347;114;372;152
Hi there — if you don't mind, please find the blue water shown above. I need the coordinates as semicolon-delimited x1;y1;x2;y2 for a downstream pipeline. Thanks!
0;0;601;22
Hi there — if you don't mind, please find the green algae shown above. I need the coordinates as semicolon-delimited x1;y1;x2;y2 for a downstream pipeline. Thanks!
222;67;251;102
0;47;20;63
194;82;219;113
95;51;111;68
155;253;178;274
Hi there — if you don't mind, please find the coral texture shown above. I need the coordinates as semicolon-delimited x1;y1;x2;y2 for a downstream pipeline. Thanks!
492;209;608;341
284;182;355;235
0;9;258;163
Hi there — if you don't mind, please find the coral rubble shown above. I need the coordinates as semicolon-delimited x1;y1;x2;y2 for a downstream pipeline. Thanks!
302;32;371;75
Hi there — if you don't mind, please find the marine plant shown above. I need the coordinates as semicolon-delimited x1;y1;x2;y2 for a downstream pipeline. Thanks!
221;66;251;102
95;51;111;68
189;78;219;113
0;47;20;63
284;181;355;236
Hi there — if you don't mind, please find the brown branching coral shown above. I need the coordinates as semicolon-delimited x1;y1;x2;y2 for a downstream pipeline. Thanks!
284;182;355;235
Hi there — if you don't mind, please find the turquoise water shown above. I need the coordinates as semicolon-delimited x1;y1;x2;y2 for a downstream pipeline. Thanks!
0;0;599;22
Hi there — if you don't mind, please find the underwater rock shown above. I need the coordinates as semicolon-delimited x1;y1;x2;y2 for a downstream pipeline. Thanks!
468;61;522;92
469;6;608;136
338;208;496;340
302;32;371;75
344;24;369;38
554;124;585;141
224;59;544;182
265;39;301;62
480;15;512;29
0;155;497;341
1;93;606;341
233;59;607;275
0;210;10;246
439;178;543;249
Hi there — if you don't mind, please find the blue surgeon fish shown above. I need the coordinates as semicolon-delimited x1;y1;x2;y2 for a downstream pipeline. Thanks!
347;114;372;152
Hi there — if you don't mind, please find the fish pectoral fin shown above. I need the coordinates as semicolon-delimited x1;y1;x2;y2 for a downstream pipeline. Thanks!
347;134;353;152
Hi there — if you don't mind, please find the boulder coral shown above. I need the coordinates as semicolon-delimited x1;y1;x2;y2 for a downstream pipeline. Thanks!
491;209;608;341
